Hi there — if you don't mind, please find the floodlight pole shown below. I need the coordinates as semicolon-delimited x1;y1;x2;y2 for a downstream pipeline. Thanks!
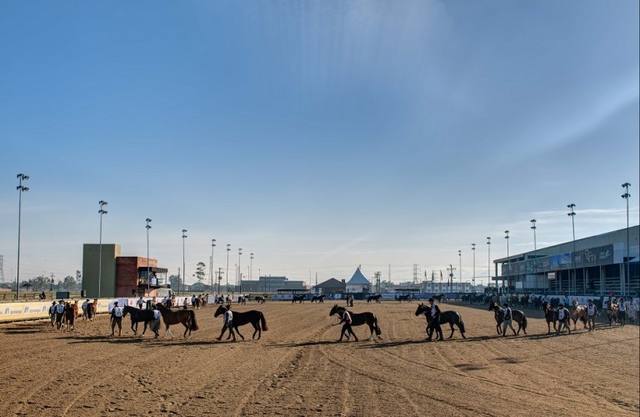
567;204;576;295
504;230;510;293
621;183;631;296
146;218;152;294
97;200;108;298
181;229;188;294
486;237;491;287
210;239;216;293
15;173;30;299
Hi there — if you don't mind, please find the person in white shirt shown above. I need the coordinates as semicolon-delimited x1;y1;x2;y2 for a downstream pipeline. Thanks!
183;297;189;310
556;304;571;335
150;308;161;338
586;299;597;331
618;297;626;326
110;301;124;336
136;296;145;310
55;300;66;330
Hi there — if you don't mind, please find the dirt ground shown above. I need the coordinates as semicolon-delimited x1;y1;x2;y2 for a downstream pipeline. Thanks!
0;302;637;417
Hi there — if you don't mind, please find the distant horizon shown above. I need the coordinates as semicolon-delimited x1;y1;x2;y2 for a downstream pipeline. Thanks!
1;1;638;286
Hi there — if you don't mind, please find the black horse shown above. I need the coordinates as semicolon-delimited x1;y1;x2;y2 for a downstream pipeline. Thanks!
255;296;266;304
214;305;268;341
542;301;558;334
291;294;305;303
123;305;158;337
367;294;382;303
415;303;466;339
396;294;413;302
329;304;382;341
488;300;527;335
311;295;325;303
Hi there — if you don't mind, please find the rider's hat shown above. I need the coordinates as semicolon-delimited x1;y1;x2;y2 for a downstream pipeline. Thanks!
428;297;434;302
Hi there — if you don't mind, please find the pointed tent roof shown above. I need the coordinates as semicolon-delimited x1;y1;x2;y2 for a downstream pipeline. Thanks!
347;266;370;285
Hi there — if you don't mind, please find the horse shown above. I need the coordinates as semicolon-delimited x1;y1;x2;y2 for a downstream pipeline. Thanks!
123;305;158;337
311;295;325;303
329;304;382;341
367;294;382;303
488;300;527;335
72;300;80;318
291;294;305;304
155;303;198;338
570;302;588;330
542;301;558;334
213;305;268;341
255;296;266;304
63;302;75;331
396;294;412;302
415;303;466;339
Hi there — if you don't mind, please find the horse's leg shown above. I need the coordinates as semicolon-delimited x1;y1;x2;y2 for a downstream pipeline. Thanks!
252;323;258;340
142;322;148;336
235;326;245;340
448;323;455;339
131;321;137;335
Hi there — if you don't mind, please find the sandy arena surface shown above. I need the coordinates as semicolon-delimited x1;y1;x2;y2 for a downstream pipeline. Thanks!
0;301;638;417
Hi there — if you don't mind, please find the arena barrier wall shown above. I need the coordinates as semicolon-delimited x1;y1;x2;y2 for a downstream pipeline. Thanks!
0;296;197;323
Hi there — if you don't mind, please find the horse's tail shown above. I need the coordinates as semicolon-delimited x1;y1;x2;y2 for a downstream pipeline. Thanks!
521;315;527;332
260;312;268;331
458;314;466;334
373;316;382;336
190;311;199;331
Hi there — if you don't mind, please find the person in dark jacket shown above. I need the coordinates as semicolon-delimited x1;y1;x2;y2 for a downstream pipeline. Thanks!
426;298;444;341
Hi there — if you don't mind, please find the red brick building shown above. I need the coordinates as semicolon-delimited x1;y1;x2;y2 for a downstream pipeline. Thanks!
115;256;168;297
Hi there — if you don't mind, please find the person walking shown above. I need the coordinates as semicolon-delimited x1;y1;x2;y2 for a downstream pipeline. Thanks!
586;299;598;331
618;297;626;326
556;303;571;335
110;301;124;336
136;296;145;310
426;298;444;341
501;303;516;337
54;300;65;330
49;301;57;327
340;308;357;341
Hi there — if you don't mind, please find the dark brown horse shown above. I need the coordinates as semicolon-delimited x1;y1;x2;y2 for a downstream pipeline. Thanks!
155;303;198;338
415;303;466;339
291;294;305;303
542;301;557;334
488;300;527;335
63;302;75;331
367;294;382;303
329;305;382;341
213;305;268;341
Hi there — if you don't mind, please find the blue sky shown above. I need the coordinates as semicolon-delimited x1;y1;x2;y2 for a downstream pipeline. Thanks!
0;0;638;285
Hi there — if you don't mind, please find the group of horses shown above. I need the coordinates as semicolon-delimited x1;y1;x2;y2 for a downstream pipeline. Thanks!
49;299;99;331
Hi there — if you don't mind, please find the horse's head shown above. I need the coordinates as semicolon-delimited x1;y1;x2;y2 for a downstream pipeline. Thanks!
415;303;426;316
329;304;342;317
214;304;227;317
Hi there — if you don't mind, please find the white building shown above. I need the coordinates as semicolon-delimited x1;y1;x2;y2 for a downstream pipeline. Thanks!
345;266;371;293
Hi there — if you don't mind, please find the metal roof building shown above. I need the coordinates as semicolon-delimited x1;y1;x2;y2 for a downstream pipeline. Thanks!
493;226;639;296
